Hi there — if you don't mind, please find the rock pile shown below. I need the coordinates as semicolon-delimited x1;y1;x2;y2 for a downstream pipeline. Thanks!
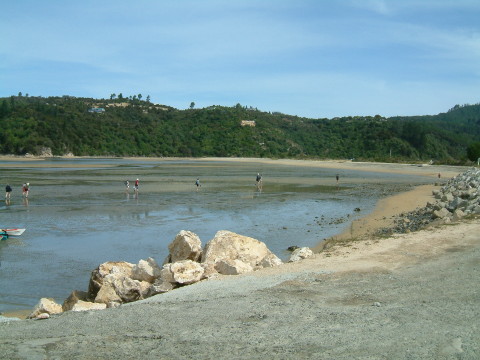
28;230;283;319
379;168;480;235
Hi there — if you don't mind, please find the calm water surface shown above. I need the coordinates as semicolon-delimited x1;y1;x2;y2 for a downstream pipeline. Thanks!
0;158;433;312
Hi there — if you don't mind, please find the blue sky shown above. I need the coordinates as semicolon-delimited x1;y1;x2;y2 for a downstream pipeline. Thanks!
1;0;479;118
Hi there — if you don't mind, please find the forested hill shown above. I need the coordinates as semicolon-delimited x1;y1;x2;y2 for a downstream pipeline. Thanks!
1;95;479;164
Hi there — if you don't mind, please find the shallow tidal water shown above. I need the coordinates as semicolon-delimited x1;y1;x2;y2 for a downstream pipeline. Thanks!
0;158;433;312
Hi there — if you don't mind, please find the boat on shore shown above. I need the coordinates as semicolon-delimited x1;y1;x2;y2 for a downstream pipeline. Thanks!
1;228;26;240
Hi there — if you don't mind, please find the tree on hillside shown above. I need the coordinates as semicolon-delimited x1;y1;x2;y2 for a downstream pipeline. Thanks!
467;142;480;162
190;102;195;109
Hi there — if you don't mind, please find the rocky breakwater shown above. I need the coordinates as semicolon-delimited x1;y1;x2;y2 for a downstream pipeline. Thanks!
380;168;480;235
27;230;285;320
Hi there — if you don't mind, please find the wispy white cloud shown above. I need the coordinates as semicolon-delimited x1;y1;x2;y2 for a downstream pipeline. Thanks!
349;0;392;15
1;0;480;118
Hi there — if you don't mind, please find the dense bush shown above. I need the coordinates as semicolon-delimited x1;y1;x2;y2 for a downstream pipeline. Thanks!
0;95;479;164
467;142;480;162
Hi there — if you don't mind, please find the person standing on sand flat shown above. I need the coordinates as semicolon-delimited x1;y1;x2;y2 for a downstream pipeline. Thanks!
5;184;12;200
134;178;139;194
23;183;30;198
256;173;262;186
195;178;201;190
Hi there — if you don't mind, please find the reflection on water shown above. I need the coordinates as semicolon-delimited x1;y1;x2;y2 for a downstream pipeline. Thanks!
0;158;432;312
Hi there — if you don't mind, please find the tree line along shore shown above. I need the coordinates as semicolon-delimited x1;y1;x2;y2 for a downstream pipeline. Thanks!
1;95;480;163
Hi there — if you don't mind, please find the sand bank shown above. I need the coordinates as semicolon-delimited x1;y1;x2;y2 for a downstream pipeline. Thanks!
1;155;467;177
312;183;439;251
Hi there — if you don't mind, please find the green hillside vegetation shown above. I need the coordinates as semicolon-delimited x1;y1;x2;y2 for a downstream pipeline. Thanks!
1;94;479;164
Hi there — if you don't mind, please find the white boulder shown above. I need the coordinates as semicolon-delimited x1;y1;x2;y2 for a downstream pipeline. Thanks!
146;278;176;297
28;298;63;319
94;274;142;304
288;247;314;262
161;260;205;285
214;259;253;275
71;300;107;312
88;261;134;299
132;257;162;283
62;290;89;311
201;230;282;270
164;230;203;264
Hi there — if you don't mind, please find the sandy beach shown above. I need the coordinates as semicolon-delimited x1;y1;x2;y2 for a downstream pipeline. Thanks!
0;158;478;359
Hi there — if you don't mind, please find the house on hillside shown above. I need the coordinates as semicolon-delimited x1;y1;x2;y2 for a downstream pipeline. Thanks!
88;107;105;113
241;120;256;127
106;102;129;108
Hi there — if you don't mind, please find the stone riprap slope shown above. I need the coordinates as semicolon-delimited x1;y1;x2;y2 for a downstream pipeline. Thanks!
380;168;480;235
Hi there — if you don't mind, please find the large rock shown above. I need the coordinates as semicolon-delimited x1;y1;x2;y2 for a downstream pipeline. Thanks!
447;197;469;212
94;280;122;304
139;280;152;298
62;290;89;312
94;274;142;304
452;209;465;221
433;208;451;220
201;230;282;270
164;230;203;264
146;278;176;297
88;261;134;300
131;257;162;283
259;253;284;268
288;247;314;262
200;262;219;279
441;193;454;202
71;300;107;312
28;298;63;319
214;259;253;275
161;260;205;285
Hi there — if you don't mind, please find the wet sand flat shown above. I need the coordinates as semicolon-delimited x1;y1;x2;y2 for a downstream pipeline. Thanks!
2;157;441;313
0;157;478;359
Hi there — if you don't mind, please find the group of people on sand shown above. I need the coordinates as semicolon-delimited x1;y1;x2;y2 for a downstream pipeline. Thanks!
122;174;265;194
124;179;140;194
4;182;30;202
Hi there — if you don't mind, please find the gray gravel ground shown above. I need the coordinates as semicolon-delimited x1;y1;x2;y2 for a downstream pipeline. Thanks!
0;226;479;360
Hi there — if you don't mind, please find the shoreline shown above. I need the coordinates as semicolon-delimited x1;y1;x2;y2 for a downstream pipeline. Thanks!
0;158;469;320
313;183;439;252
0;155;463;319
1;183;438;320
1;221;478;358
0;154;469;177
1;184;436;320
0;161;479;358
